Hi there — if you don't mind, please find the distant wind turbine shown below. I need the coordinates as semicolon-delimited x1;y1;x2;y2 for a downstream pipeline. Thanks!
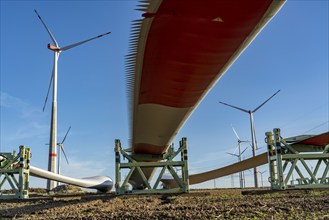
219;89;280;188
44;126;70;187
226;126;249;188
34;9;111;190
57;126;71;187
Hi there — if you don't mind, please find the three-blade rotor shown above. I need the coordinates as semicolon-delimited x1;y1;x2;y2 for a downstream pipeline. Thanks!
231;125;249;144
57;126;71;165
219;90;281;114
230;125;249;156
35;9;111;111
219;90;281;151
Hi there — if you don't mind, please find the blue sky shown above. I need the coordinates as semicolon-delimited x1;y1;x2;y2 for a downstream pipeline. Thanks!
1;1;328;189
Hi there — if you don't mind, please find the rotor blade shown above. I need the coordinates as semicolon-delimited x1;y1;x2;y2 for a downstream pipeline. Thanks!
226;152;239;157
231;125;241;141
34;9;58;47
253;90;280;113
240;140;250;143
241;146;249;155
60;31;111;51
219;101;249;113
42;72;53;112
61;126;71;144
59;144;69;165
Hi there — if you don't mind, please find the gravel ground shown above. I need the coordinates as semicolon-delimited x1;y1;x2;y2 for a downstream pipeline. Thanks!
0;188;329;219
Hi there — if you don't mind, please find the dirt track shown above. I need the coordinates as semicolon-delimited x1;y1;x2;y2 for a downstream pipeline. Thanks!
0;188;329;219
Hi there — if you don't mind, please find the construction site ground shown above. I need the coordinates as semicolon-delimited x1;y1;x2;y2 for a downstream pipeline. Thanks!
0;187;329;219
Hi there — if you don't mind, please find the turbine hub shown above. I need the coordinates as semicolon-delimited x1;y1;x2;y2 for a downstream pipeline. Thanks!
47;43;60;51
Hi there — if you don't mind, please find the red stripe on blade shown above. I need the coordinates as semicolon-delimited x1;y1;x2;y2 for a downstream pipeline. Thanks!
139;0;273;108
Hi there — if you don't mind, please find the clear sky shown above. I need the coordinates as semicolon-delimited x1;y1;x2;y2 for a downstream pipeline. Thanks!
1;1;328;189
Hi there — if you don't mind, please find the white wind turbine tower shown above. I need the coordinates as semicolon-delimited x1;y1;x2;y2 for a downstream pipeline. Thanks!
226;126;249;188
219;90;280;188
34;10;111;190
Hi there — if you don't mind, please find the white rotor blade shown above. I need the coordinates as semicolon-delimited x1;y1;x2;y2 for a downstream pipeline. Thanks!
231;125;240;141
241;146;249;155
219;101;249;113
240;140;249;143
61;126;71;144
226;152;239;157
42;71;53;112
60;31;111;51
34;9;58;47
253;90;280;113
59;144;69;165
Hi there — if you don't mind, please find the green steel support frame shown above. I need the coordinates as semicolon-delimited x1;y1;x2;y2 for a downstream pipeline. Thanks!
115;138;189;195
0;145;31;199
266;128;329;190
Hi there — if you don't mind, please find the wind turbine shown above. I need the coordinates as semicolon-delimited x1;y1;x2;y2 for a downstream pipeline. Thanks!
219;89;280;188
34;9;111;190
44;126;70;187
226;126;249;188
57;126;71;186
258;170;267;188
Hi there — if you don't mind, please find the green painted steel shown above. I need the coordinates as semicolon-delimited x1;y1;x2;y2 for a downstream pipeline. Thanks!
266;128;329;190
115;138;189;195
0;146;30;199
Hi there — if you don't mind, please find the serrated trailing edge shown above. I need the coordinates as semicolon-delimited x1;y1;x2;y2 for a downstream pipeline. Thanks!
135;8;148;12
125;4;149;143
136;4;149;8
125;0;161;149
125;53;137;58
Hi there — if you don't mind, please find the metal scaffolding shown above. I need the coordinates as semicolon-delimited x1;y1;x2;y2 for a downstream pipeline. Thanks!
266;128;329;190
0;145;31;199
115;138;189;195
